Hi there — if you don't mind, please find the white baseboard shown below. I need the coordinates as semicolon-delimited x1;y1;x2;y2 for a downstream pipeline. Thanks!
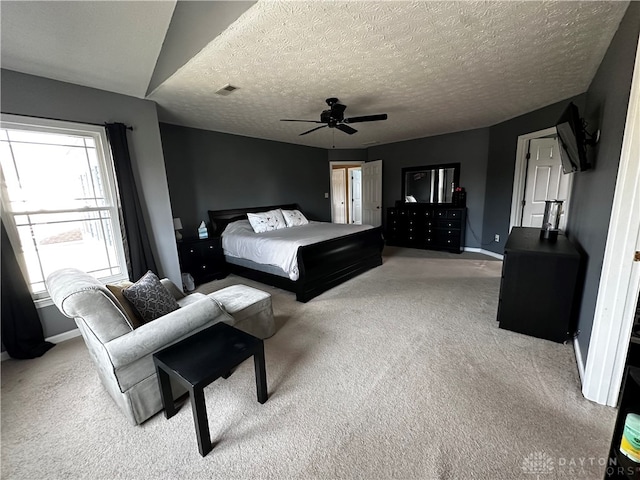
1;328;81;362
464;247;504;260
47;329;81;344
573;336;585;384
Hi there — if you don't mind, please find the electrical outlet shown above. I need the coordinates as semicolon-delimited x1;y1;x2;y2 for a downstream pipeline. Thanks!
494;234;500;242
324;192;329;198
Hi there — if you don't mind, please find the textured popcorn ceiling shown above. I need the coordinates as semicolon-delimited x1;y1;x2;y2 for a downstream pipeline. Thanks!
150;1;628;149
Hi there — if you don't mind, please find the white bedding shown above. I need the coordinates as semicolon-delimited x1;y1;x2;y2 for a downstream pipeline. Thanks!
222;220;375;281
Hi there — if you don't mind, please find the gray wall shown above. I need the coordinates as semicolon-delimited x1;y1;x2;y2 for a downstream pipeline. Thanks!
159;123;330;236
482;94;586;254
367;128;490;249
568;2;640;366
1;69;179;339
327;149;367;162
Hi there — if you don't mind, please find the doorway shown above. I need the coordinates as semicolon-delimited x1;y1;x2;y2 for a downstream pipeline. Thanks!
330;160;383;226
331;163;362;224
510;127;574;231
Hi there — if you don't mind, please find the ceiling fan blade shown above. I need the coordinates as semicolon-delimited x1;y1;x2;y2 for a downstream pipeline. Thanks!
336;124;357;135
299;125;328;136
344;114;388;124
281;119;324;123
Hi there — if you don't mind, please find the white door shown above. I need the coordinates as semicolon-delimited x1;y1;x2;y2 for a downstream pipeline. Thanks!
362;160;382;227
349;167;362;224
521;137;572;229
331;168;347;224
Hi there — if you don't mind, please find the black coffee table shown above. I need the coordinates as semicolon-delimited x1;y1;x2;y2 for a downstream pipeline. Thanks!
153;322;267;456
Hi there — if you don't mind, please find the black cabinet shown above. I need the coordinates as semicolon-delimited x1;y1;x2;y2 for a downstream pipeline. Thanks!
497;227;582;343
386;204;466;253
177;237;227;286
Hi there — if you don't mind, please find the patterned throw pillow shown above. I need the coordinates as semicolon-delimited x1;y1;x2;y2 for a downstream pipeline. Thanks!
247;209;287;233
122;271;179;323
282;209;309;227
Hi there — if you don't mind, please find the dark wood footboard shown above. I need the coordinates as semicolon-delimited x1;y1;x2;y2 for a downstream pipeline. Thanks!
295;227;383;302
208;205;384;302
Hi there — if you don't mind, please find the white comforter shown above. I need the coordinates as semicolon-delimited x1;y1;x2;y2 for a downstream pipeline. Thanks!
222;220;375;281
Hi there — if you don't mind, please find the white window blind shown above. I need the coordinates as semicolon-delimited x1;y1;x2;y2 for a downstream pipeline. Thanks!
0;114;128;297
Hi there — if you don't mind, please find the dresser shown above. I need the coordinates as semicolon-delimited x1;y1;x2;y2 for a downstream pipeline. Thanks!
177;237;228;286
386;204;466;253
497;227;582;343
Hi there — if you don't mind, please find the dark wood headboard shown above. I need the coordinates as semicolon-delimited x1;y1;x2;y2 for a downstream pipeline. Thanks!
208;203;302;236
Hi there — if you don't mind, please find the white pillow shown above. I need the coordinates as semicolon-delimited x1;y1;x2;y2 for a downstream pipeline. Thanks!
247;209;287;233
282;209;309;227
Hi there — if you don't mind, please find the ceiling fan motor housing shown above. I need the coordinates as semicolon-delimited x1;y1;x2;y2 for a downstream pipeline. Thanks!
321;110;340;126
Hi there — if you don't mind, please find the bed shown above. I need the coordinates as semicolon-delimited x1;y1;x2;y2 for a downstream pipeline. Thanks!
208;204;384;302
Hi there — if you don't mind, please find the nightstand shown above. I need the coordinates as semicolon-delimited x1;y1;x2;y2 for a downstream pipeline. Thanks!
177;237;228;286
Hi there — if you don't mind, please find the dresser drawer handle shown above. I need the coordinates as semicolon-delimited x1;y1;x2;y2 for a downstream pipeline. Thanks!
189;249;195;253
201;265;207;269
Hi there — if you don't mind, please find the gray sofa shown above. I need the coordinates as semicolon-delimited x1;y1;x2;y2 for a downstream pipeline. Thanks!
46;268;273;425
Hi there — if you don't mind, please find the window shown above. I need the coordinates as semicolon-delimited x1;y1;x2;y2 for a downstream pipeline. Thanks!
0;114;128;298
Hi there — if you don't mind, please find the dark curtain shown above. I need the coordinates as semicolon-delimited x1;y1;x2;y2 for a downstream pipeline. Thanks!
105;123;157;281
1;221;55;359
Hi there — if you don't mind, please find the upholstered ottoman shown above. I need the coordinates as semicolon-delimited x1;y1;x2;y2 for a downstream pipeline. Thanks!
208;285;276;339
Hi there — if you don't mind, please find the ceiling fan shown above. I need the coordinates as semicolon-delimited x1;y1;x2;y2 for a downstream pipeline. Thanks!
281;98;388;136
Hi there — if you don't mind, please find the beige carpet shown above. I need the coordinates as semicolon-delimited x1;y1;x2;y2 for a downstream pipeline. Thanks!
1;247;615;479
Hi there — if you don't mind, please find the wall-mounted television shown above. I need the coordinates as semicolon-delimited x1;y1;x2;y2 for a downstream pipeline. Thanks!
556;102;591;174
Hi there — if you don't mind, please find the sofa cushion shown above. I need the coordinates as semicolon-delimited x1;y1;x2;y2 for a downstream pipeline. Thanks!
208;284;275;339
123;271;179;323
106;281;145;329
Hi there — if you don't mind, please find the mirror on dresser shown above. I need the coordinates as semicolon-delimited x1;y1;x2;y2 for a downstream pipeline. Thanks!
401;163;460;204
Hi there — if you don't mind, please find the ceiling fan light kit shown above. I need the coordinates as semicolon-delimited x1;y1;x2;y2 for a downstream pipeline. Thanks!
281;98;388;136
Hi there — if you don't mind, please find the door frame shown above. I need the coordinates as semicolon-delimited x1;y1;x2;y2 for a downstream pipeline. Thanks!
509;127;574;231
582;39;640;407
329;161;364;223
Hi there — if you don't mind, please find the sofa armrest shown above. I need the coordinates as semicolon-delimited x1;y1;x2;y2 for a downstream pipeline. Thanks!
104;297;233;368
160;278;185;300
